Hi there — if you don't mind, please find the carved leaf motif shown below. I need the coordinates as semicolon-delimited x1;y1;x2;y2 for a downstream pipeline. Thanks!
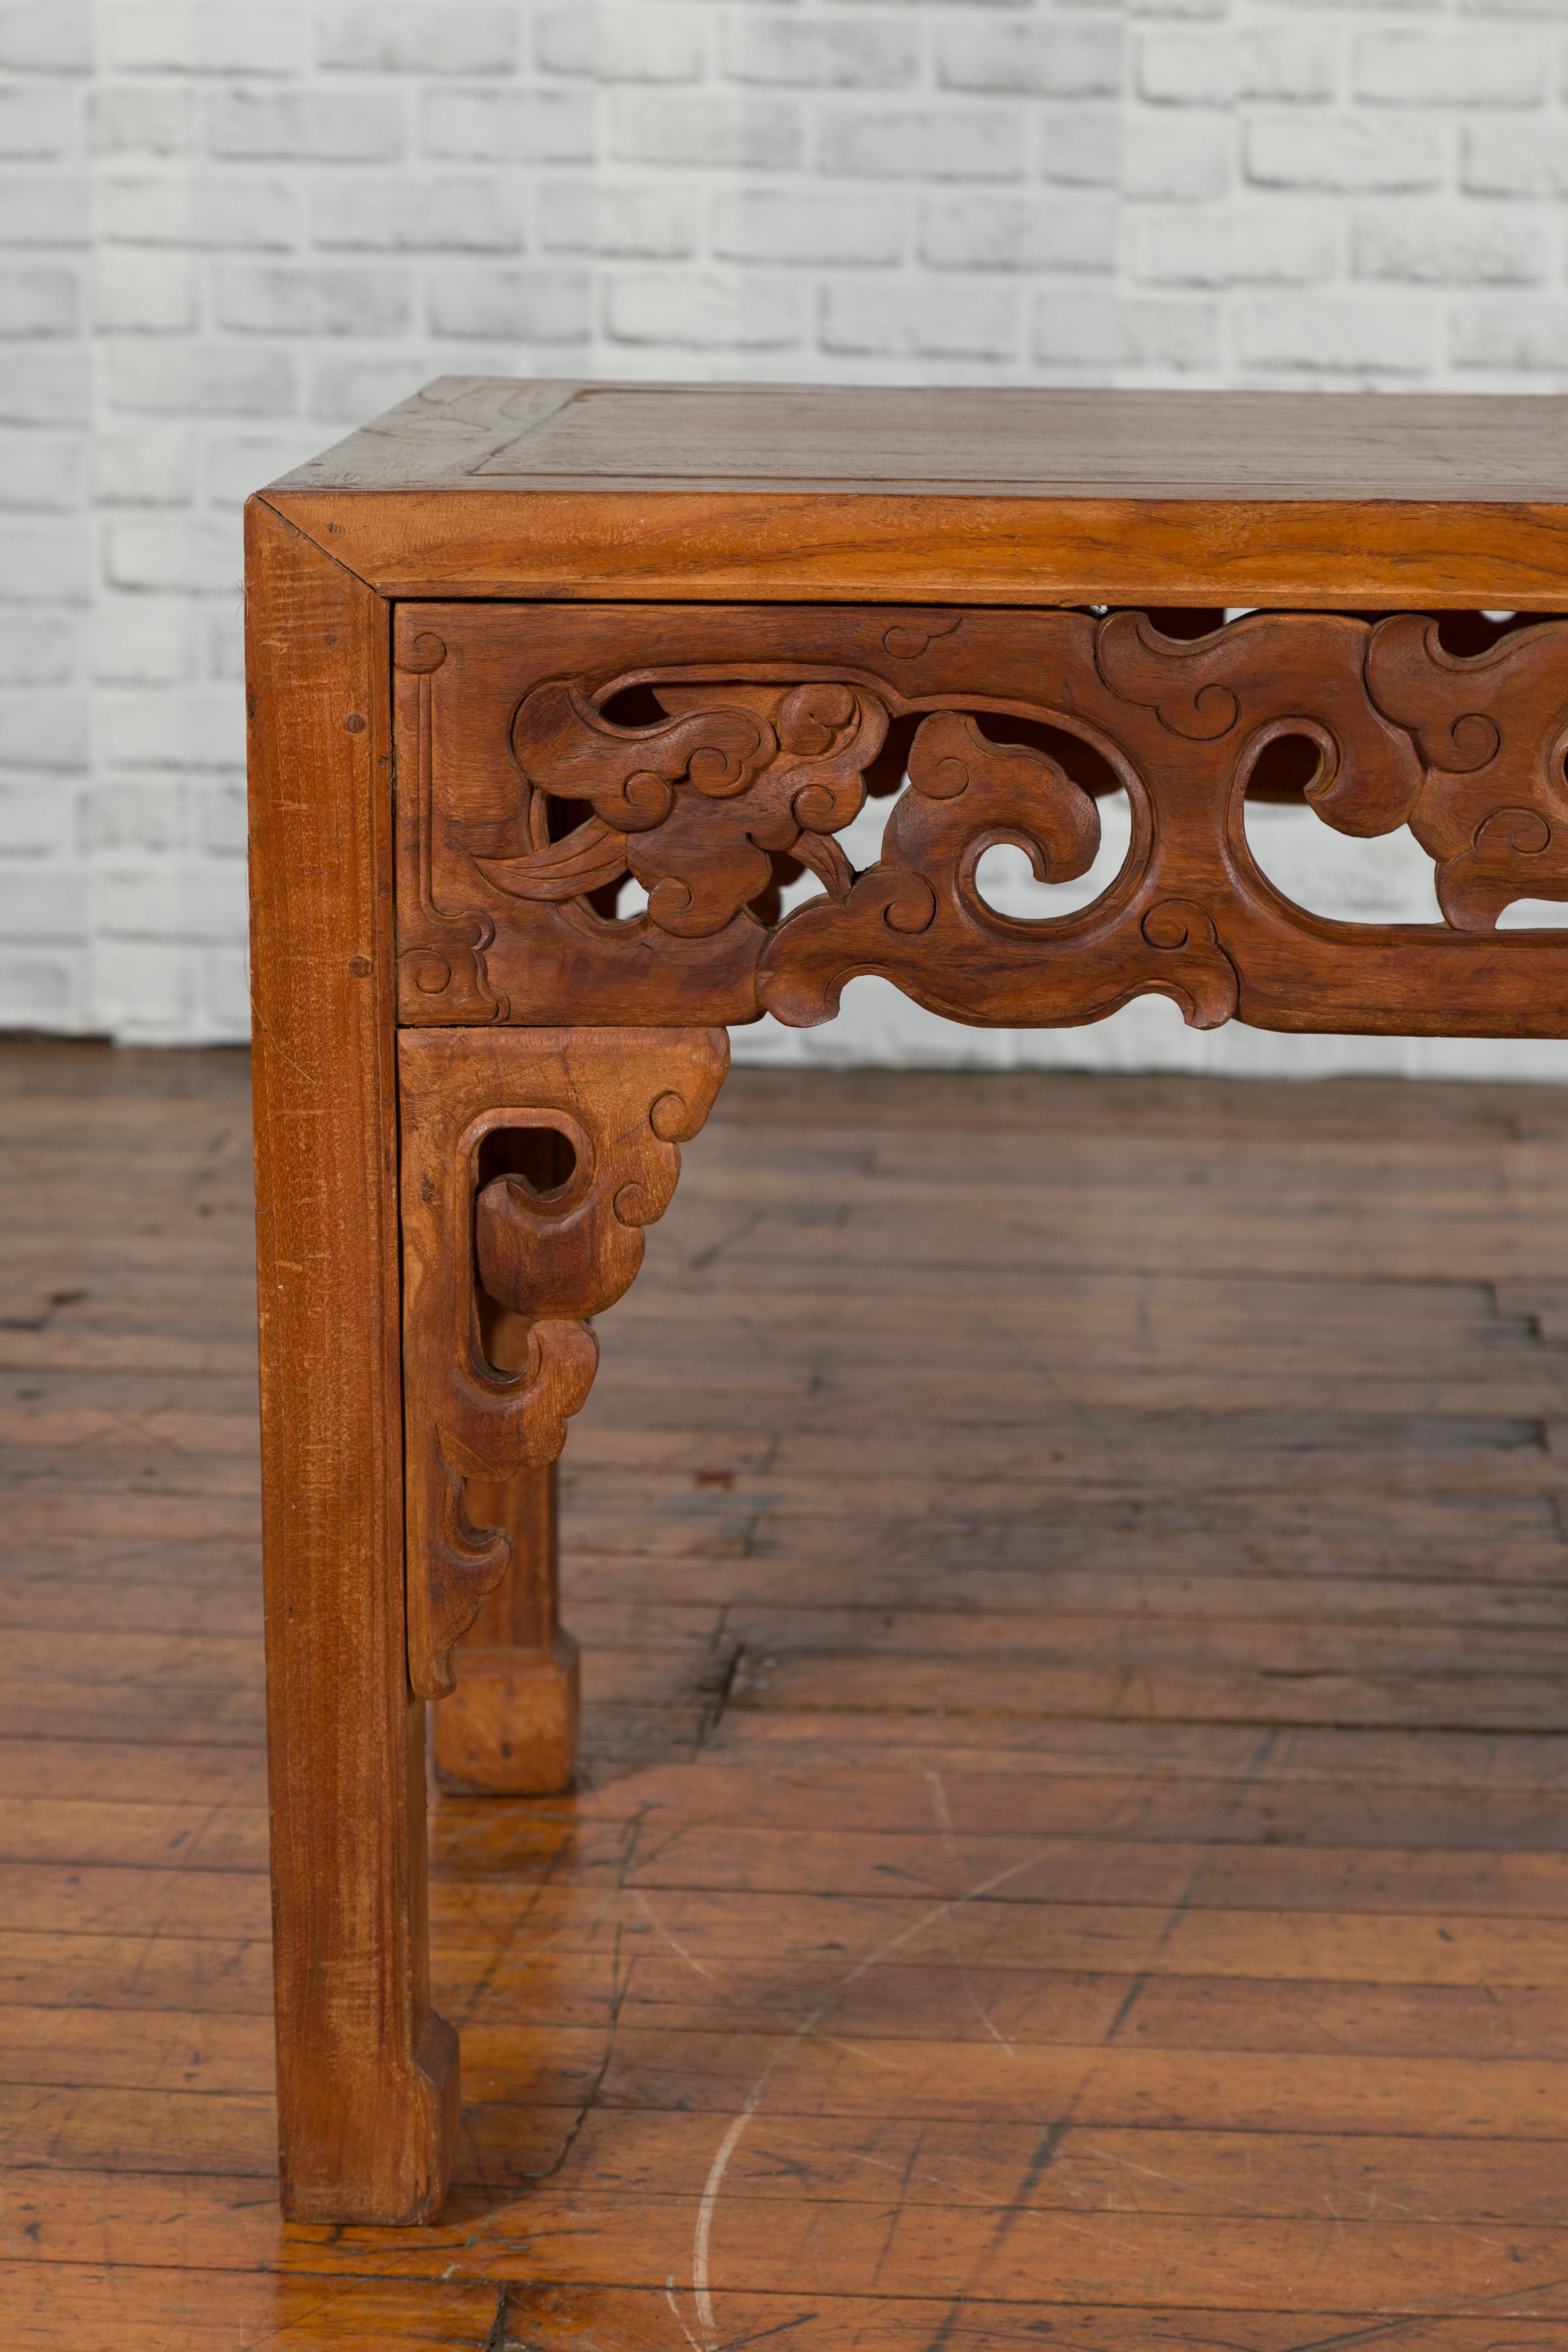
1096;611;1241;742
1139;900;1239;1029
899;710;1100;896
760;705;1180;1029
1367;616;1568;930
474;816;628;903
1099;610;1426;841
498;678;889;940
511;679;773;830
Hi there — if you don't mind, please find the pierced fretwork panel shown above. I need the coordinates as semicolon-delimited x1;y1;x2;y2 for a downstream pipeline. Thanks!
393;604;1568;1041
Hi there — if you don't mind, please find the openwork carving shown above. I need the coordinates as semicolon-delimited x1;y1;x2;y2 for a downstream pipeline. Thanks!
398;1025;727;1698
394;604;1568;1041
487;678;887;936
1366;616;1568;931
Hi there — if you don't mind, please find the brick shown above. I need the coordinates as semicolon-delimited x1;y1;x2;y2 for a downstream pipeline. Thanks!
937;22;1122;97
1033;289;1219;370
0;692;87;771
1352;201;1552;283
93;853;247;941
713;187;906;267
82;782;186;855
90;85;193;158
90;941;190;1035
0;264;78;337
0;615;76;686
1124;109;1232;201
1355;32;1548;104
194;942;249;1030
0;4;93;74
818;105;1024;180
0;778;73;856
216;262;412;337
0;947;77;1020
0;867;88;940
307;354;431;424
427;264;590;341
423;88;593;164
725;15;919;88
207;607;245;681
196;779;249;856
540;179;701;260
1464;114;1568;193
95;252;200;333
922;192;1115;272
1131;203;1338;286
102;173;296;249
0;522;89;601
0;83;79;161
610;91;804;170
1138;29;1336;104
106;5;303;75
197;944;251;1040
209;88;406;164
1451;300;1568;369
538;3;707;81
1235;295;1437;374
0;175;90;246
102;518;243;596
103;342;298;417
204;432;340;509
820;276;1019;358
91;599;199;687
1246;111;1447;192
605;271;806;349
1039;103;1120;187
96;688;246;772
94;430;197;505
0;431;83;510
0;349;90;425
311;173;523;252
318;4;516;75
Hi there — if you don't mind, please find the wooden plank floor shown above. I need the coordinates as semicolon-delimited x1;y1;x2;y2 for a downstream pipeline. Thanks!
6;1041;1568;2348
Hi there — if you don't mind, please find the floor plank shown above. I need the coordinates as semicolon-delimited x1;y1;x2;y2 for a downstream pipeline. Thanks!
7;1042;1568;2348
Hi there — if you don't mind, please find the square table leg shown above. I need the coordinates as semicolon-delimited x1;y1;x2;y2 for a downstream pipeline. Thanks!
246;501;457;2224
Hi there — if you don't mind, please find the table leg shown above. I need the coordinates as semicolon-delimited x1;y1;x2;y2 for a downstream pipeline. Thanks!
246;497;457;2224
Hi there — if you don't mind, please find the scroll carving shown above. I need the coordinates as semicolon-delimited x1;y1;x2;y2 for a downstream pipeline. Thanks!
487;678;888;937
1366;617;1568;930
394;603;1568;1043
399;1025;728;1698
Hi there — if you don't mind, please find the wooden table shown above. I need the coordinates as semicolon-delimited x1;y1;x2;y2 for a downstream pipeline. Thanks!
245;379;1568;2225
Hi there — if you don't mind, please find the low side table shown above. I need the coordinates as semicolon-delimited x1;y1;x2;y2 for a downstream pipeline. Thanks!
245;379;1568;2223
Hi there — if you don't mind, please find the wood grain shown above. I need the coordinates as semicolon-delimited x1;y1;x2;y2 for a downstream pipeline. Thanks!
14;1045;1568;2344
397;1025;728;1699
263;378;1568;607
245;502;456;2224
391;601;1568;1039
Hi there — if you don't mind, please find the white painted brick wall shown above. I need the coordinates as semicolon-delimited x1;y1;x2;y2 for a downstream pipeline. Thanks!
0;0;1562;1077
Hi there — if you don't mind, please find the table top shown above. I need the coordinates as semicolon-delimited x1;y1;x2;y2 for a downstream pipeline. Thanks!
260;378;1568;608
278;378;1568;503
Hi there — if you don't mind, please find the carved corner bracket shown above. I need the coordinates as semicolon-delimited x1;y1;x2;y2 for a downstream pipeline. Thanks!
398;1024;728;1699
